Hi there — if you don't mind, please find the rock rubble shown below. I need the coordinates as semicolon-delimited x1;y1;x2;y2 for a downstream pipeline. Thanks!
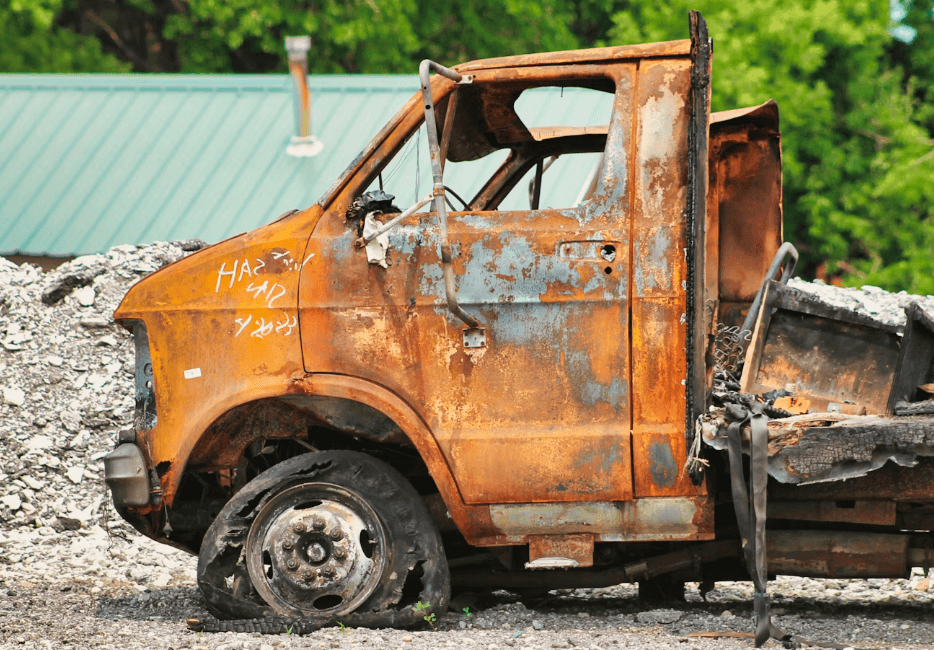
788;277;934;327
1;247;934;649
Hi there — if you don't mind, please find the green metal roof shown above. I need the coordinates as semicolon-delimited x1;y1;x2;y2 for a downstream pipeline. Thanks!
0;73;612;257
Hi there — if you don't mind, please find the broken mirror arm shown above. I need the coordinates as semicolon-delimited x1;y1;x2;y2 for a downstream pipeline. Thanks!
419;59;486;348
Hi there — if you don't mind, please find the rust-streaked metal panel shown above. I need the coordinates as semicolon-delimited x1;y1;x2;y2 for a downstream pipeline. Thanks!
741;281;901;414
704;102;780;326
768;531;910;579
629;58;702;498
455;40;692;73
528;534;594;567
488;496;714;542
713;108;782;304
767;500;896;526
113;208;321;508
301;64;637;508
706;100;782;328
887;303;934;414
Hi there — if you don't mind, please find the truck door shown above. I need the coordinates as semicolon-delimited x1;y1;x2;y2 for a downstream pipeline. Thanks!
300;64;636;505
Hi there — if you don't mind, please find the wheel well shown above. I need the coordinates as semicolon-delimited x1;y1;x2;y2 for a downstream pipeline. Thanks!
169;395;441;553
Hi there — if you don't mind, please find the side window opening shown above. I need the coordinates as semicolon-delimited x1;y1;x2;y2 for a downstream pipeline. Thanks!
366;123;511;210
497;149;605;211
361;80;616;215
514;86;615;132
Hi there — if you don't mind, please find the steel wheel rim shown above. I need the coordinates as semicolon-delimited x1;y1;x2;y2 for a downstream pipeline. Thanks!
245;482;387;618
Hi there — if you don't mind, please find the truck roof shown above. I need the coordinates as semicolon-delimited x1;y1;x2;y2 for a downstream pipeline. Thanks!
455;39;693;72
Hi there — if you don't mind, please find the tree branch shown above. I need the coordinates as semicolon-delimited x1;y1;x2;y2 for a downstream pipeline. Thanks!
84;9;160;72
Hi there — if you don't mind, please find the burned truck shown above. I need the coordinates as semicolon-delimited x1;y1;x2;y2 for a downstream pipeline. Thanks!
104;11;934;645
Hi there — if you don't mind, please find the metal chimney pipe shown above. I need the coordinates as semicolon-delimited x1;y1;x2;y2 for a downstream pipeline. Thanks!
284;36;322;157
285;36;311;138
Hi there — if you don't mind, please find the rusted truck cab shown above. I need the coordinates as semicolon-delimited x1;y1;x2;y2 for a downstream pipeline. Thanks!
106;13;786;628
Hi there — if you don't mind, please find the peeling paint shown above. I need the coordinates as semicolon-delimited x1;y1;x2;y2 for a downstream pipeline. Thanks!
489;303;568;347
634;228;673;296
640;79;685;216
460;233;577;303
647;438;678;488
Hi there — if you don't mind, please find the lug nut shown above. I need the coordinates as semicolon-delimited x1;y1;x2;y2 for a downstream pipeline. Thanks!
333;547;346;560
301;570;316;582
286;559;298;570
282;540;294;551
328;528;344;541
292;522;305;534
321;567;335;579
311;516;326;531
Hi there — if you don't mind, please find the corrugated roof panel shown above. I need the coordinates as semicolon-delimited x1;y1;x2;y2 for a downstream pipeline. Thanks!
69;90;193;253
108;90;251;248
152;91;286;244
0;90;46;148
59;90;205;252
24;91;154;252
22;91;134;240
9;92;113;227
208;112;294;235
19;91;140;252
97;91;222;249
223;150;306;238
0;90;89;239
0;74;614;257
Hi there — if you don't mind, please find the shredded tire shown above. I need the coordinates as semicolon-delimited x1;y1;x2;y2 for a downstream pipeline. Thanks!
196;450;450;630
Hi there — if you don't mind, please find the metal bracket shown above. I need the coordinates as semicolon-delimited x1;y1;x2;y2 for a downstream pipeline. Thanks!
462;327;487;349
457;75;474;84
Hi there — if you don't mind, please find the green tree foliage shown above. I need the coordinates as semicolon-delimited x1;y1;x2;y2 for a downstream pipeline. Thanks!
162;0;578;73
603;0;934;292
0;0;128;71
412;0;577;69
3;0;934;292
5;0;578;73
164;0;422;73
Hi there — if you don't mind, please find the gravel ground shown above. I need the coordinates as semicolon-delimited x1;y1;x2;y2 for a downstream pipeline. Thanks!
2;247;934;649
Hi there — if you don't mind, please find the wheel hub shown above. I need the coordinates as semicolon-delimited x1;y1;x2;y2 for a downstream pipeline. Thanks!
245;482;386;618
266;504;358;593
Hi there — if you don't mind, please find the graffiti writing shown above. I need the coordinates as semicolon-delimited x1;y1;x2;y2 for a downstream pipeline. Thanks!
245;280;287;308
217;248;304;341
214;248;301;293
234;313;298;339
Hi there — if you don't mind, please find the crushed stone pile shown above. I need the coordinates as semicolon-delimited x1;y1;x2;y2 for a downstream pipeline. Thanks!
2;250;934;647
0;241;206;606
0;240;205;532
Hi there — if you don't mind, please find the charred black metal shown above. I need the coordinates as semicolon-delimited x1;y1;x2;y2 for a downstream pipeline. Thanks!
686;10;711;440
888;302;934;414
344;190;400;221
